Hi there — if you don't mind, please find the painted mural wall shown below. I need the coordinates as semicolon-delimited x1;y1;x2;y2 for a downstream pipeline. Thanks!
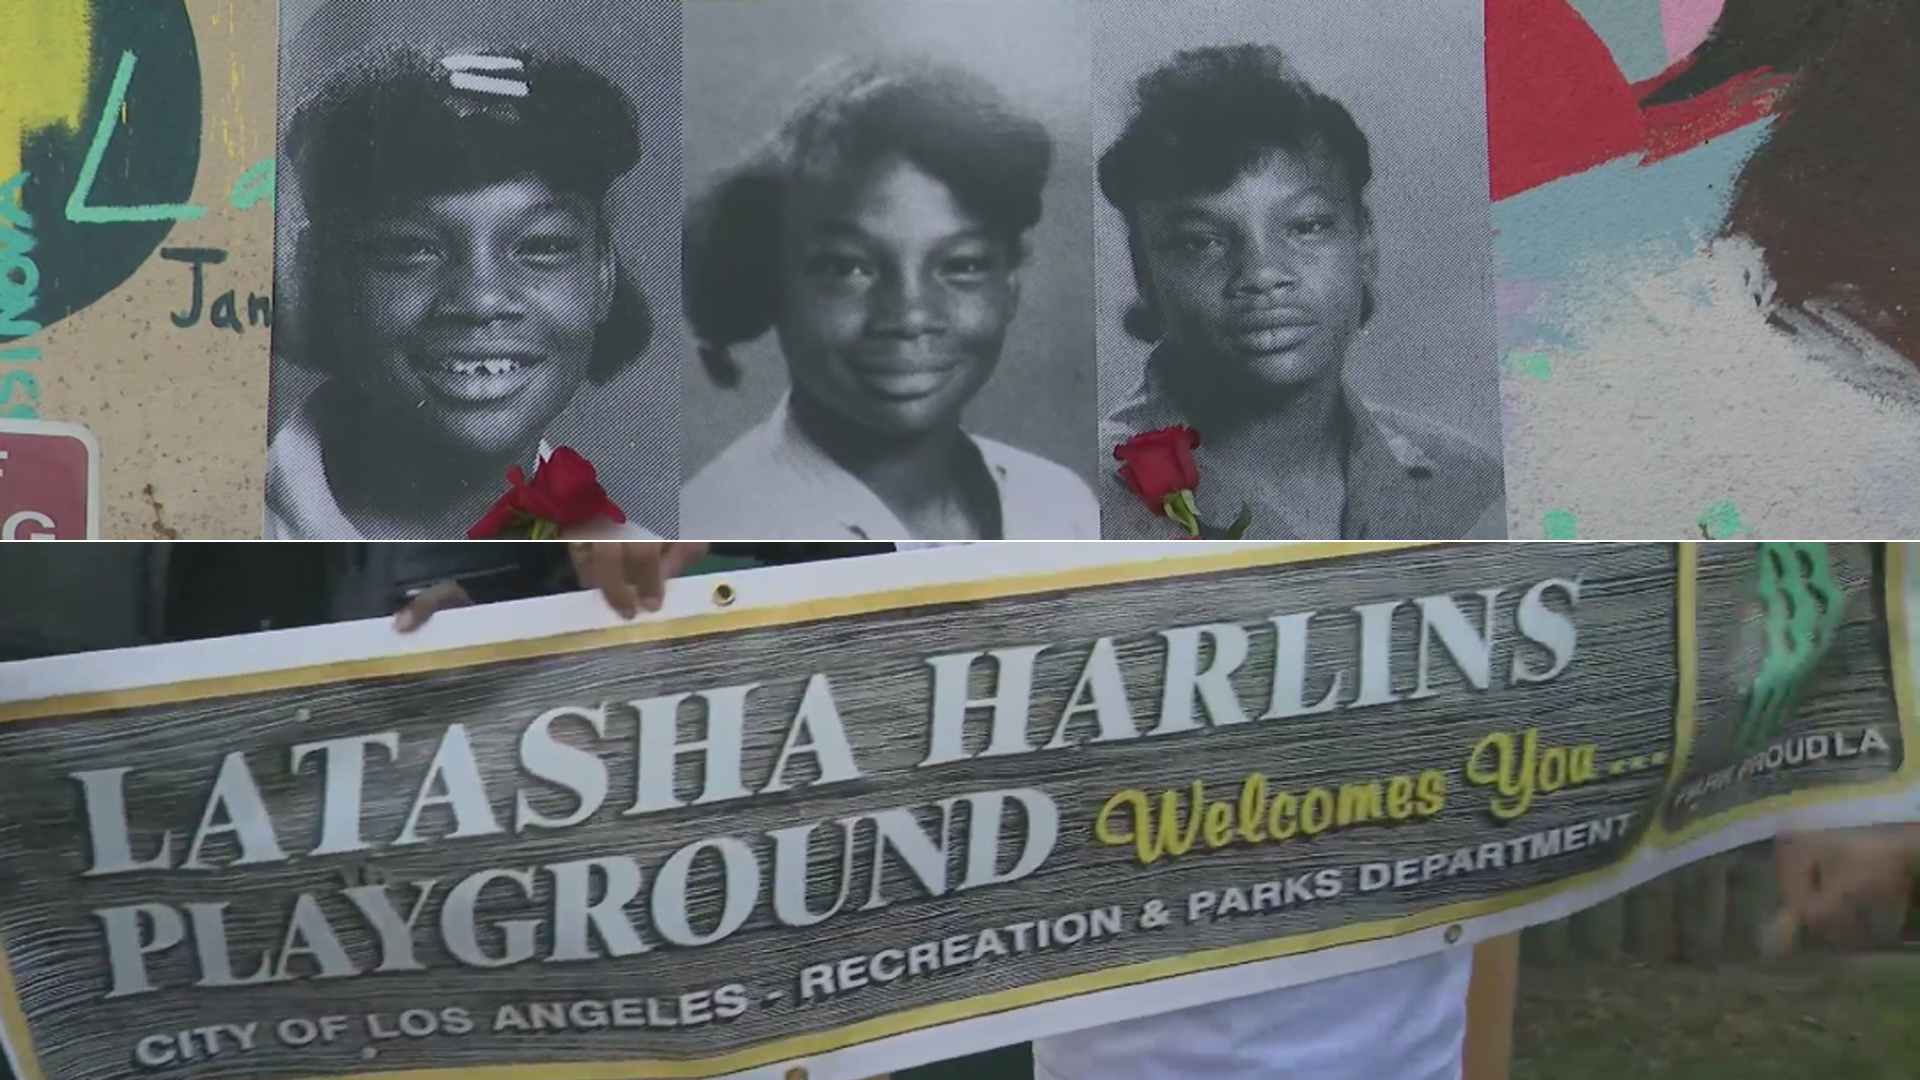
0;0;1912;540
2;0;276;539
1496;0;1918;539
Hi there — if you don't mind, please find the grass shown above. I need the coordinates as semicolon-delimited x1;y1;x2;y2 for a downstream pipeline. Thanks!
896;954;1919;1080
1512;955;1920;1080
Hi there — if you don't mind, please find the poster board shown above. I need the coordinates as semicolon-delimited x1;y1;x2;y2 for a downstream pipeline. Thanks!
0;541;1914;1080
5;0;1912;540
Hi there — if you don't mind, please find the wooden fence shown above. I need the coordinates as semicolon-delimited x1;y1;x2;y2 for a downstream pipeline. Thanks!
1522;841;1914;965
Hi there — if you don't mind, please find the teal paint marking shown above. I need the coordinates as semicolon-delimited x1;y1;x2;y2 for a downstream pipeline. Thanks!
1;170;44;420
230;157;274;211
1697;499;1754;539
0;370;41;412
1493;120;1774;353
0;171;31;224
65;51;207;225
0;171;41;339
1493;121;1776;279
1504;351;1553;380
1566;0;1673;81
1541;509;1579;540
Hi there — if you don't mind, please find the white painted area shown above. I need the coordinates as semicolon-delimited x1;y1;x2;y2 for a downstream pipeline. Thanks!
1505;240;1920;539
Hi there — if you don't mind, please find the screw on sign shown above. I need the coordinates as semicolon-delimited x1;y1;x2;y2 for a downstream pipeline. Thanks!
0;419;100;540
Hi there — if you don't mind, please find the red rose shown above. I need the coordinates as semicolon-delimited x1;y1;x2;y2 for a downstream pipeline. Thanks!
1113;425;1202;508
1111;425;1251;539
469;447;626;540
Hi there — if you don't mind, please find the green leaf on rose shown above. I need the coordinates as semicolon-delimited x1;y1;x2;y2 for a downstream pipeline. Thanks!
1200;504;1254;540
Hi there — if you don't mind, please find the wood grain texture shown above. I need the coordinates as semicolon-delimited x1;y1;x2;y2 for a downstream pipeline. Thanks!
0;543;1894;1080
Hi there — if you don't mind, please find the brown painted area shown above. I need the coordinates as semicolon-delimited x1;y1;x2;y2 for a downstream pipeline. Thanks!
1723;0;1919;368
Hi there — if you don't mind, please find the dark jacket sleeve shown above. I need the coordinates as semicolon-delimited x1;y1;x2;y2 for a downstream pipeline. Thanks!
709;543;895;565
0;544;170;660
441;544;893;604
3;544;897;660
387;544;892;604
160;544;578;636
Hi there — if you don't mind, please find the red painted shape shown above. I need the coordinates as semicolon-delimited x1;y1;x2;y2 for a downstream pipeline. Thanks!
1635;62;1792;164
1486;0;1647;200
0;422;97;540
1487;0;1797;201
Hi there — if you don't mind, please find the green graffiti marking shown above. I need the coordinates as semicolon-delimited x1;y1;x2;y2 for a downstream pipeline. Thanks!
1;170;42;419
1738;543;1846;751
1503;351;1552;380
1541;508;1578;540
0;171;40;339
1697;499;1753;540
65;51;207;225
230;157;273;211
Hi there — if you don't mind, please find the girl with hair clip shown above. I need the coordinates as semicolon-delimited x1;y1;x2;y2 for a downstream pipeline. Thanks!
270;47;659;539
680;58;1100;541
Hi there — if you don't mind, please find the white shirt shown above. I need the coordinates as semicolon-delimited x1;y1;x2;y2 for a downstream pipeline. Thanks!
264;389;657;540
680;397;1100;540
1034;950;1473;1080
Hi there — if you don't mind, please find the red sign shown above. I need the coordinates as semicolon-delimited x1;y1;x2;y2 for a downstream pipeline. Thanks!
0;419;99;540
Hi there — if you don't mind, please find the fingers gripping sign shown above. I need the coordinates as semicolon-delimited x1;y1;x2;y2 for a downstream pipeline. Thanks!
390;582;476;633
566;542;710;618
391;543;712;632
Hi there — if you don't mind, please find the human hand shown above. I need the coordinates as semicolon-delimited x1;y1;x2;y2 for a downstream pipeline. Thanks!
392;542;710;632
391;581;476;632
1770;824;1920;948
565;541;710;618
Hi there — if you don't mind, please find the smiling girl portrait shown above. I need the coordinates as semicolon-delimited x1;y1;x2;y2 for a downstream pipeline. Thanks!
679;0;1100;541
268;0;684;540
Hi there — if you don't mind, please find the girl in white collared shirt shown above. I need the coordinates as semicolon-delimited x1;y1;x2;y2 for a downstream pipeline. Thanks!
679;57;1099;541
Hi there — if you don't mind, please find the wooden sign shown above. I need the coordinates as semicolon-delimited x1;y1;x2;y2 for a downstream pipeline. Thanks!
0;542;1913;1080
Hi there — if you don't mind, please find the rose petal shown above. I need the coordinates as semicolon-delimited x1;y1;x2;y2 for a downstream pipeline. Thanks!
467;498;522;540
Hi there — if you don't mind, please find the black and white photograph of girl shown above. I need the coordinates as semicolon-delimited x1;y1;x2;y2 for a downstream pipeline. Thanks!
1095;0;1507;540
268;0;683;539
681;0;1101;540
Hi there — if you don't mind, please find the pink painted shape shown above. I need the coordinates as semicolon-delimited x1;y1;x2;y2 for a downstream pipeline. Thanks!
1662;0;1726;61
